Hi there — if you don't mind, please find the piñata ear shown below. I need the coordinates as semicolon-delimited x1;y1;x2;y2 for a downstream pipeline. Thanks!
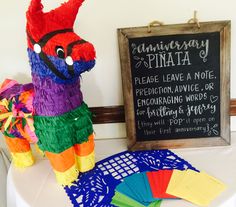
46;0;85;28
26;0;44;41
26;0;85;46
27;0;43;14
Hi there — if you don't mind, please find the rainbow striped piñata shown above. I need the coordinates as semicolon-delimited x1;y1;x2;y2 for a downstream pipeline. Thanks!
0;0;96;186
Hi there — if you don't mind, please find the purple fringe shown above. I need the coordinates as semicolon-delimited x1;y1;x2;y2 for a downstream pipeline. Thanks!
32;74;83;116
0;83;33;99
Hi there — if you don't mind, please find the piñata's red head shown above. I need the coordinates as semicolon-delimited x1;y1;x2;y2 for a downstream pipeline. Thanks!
26;0;96;83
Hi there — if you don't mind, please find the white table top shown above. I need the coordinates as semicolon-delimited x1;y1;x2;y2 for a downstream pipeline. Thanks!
7;133;236;207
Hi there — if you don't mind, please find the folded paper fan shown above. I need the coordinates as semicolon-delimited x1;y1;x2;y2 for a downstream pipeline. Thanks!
112;191;163;207
112;169;226;207
112;191;148;207
124;172;156;203
166;170;227;206
113;170;174;207
148;170;177;199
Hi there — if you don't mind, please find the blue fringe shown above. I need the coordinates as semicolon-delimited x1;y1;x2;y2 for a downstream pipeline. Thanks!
27;48;95;84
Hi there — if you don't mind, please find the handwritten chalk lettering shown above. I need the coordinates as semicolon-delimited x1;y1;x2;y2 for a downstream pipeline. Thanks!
185;93;207;102
147;106;178;119
136;109;146;116
205;83;214;91
147;51;191;69
160;127;171;134
169;118;185;126
135;86;172;96
144;129;156;136
175;126;208;133
179;106;184;114
187;73;192;80
134;75;159;85
193;117;207;125
174;83;199;93
147;105;184;119
175;51;191;66
208;117;215;122
186;118;191;124
137;95;183;107
131;39;209;63
186;104;216;116
162;73;184;82
138;120;153;129
154;119;165;126
147;52;174;68
128;32;222;141
194;70;215;80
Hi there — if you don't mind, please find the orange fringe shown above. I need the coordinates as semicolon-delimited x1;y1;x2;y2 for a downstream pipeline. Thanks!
45;147;76;172
74;134;94;156
5;136;31;153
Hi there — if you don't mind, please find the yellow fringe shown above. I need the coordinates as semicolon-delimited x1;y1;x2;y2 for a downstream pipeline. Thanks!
11;151;34;168
54;164;79;186
76;151;95;173
34;144;45;157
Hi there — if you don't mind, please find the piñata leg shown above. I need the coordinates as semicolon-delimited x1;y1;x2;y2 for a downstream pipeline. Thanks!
4;136;34;167
45;147;79;186
34;103;95;186
74;133;95;172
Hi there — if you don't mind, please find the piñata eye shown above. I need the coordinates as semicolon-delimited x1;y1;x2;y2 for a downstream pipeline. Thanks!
55;46;65;59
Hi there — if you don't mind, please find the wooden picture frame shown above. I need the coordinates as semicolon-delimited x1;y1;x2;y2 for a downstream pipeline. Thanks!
118;21;231;150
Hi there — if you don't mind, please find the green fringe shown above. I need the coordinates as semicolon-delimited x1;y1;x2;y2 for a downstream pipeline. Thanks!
34;102;92;128
3;131;15;138
34;102;94;153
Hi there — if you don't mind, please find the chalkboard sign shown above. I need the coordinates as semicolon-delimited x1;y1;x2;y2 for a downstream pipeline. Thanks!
118;21;230;150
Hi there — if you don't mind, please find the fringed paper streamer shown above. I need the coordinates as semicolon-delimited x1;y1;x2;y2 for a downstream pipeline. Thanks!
45;147;76;172
32;74;84;116
35;124;93;153
35;144;45;157
74;133;95;172
24;124;38;143
4;136;31;153
76;151;95;173
74;133;95;157
4;136;34;168
0;87;36;144
11;151;34;168
16;121;37;143
34;102;92;127
0;79;18;95
54;163;79;186
45;133;95;186
34;102;93;153
0;112;12;131
0;98;10;110
28;49;95;85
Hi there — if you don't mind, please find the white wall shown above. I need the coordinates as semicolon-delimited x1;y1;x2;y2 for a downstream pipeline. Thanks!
0;0;235;139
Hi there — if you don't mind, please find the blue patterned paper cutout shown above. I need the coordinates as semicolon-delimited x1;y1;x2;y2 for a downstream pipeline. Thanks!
65;149;197;207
